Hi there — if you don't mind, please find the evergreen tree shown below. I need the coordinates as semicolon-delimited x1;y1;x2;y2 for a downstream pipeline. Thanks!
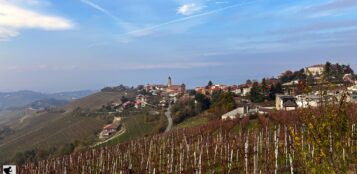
268;85;276;101
246;79;252;85
261;78;268;94
274;82;284;94
211;90;223;104
195;93;211;111
206;80;213;89
250;82;264;103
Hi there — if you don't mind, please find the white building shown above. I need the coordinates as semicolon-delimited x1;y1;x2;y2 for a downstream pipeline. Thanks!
242;87;252;97
296;95;320;108
221;104;264;120
221;107;246;120
232;88;242;95
276;95;297;111
347;91;357;103
304;64;325;76
282;80;299;87
348;82;357;103
348;82;357;92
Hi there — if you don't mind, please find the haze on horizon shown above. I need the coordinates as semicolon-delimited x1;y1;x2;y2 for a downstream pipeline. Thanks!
0;0;356;92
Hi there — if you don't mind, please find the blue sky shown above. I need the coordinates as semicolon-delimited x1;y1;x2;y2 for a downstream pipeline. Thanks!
0;0;357;92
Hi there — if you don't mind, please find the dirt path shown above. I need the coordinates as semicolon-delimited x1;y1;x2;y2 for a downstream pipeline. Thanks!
165;105;172;132
93;124;126;147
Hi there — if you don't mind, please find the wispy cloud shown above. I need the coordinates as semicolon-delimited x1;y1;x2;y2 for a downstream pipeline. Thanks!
271;20;357;35
0;0;73;40
79;0;134;30
0;27;19;40
117;62;223;70
80;0;119;21
0;62;223;72
118;1;256;39
312;0;357;12
11;0;50;6
177;3;205;15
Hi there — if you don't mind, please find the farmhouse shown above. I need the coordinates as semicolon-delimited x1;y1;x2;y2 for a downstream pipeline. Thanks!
276;95;297;111
102;123;121;136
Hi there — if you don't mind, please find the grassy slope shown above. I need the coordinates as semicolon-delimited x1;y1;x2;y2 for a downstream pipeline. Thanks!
0;91;133;163
175;116;209;129
64;91;132;111
103;110;166;146
0;110;36;128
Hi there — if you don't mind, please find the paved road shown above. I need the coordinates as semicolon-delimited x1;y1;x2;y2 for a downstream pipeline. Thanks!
164;105;173;132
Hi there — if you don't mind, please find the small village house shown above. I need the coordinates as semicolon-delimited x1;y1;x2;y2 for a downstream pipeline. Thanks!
276;95;298;111
240;84;252;97
347;82;357;103
102;123;121;136
296;95;320;108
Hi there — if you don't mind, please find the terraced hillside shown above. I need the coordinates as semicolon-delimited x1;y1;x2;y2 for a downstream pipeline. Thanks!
0;91;136;164
16;103;357;173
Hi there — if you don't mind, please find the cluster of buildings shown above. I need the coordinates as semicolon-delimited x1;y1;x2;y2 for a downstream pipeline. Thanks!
222;82;357;120
100;77;188;139
144;76;186;96
144;77;187;107
275;64;357;111
276;81;357;111
195;78;280;97
195;84;252;97
220;63;357;120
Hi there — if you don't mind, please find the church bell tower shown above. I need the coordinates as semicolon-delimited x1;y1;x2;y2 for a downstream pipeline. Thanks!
168;76;172;89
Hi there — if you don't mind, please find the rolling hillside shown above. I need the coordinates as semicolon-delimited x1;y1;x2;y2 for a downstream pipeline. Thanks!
16;105;357;174
0;90;95;110
64;91;131;111
0;90;136;164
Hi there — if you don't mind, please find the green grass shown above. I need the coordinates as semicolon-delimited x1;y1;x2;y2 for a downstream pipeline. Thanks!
248;119;260;129
175;116;208;129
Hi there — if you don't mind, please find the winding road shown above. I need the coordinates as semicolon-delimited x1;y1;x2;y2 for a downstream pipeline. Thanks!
164;105;173;132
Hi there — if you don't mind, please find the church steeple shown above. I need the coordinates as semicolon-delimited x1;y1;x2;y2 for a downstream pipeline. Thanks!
168;76;172;88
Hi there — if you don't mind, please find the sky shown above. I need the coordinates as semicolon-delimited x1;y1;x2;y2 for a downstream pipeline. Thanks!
0;0;357;92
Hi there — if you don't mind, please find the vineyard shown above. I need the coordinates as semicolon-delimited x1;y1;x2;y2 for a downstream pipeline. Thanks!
17;103;357;174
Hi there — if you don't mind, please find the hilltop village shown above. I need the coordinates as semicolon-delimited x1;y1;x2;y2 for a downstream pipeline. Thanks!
97;62;357;140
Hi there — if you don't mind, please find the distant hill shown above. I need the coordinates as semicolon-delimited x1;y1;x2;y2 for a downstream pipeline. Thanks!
28;99;69;110
0;90;96;110
48;90;97;101
0;90;137;164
